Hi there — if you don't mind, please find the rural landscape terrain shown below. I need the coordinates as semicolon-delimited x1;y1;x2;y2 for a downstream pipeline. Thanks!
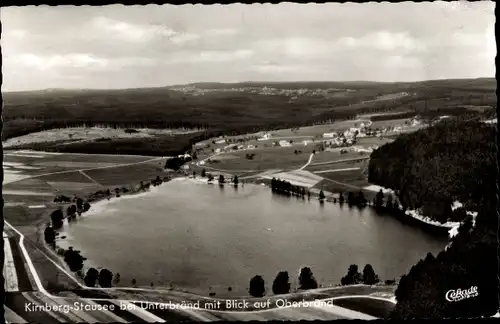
2;77;498;322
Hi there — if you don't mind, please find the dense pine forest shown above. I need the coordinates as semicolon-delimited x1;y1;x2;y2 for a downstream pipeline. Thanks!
368;117;496;223
368;118;498;319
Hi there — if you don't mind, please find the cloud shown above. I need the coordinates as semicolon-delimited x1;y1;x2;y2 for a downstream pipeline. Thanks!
168;49;253;64
90;17;237;46
205;28;239;36
91;16;177;42
250;63;310;74
335;31;427;53
2;29;27;39
12;53;108;70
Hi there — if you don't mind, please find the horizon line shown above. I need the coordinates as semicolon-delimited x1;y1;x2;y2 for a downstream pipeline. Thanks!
2;77;495;93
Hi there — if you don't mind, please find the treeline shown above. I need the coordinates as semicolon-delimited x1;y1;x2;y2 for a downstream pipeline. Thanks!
369;111;417;121
271;178;308;197
248;264;383;297
368;118;496;224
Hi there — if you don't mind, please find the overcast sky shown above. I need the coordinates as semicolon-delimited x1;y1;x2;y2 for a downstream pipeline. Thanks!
1;2;495;91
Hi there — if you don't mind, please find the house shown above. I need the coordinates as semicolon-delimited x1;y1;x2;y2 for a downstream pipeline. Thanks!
279;140;292;147
237;145;244;150
215;148;221;153
323;132;335;138
215;139;226;144
247;145;255;149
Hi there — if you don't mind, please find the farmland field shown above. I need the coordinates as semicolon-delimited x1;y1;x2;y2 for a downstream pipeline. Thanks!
355;137;395;147
311;151;370;164
208;146;314;172
316;169;369;187
84;163;166;187
307;160;367;173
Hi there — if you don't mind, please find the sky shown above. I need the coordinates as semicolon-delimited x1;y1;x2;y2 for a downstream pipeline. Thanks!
1;2;496;91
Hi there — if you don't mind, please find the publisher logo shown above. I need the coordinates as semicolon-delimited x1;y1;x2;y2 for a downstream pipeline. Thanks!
445;286;479;302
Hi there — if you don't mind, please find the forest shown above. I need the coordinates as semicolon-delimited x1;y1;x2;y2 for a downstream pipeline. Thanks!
368;117;496;223
368;118;498;319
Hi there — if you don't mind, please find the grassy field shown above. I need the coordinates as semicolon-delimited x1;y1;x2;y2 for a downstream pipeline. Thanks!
84;163;166;187
3;178;55;193
307;160;367;173
310;150;370;164
355;137;394;147
208;146;313;172
316;169;369;186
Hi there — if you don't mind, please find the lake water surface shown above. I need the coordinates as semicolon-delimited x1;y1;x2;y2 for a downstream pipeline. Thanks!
59;178;448;296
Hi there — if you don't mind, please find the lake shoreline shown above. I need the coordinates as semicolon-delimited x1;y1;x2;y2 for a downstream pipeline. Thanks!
42;170;448;295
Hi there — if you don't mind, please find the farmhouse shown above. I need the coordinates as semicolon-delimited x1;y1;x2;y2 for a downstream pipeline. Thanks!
215;148;221;153
215;139;226;144
247;145;256;149
323;132;335;138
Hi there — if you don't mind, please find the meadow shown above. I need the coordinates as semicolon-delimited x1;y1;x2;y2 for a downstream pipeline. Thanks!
208;146;314;172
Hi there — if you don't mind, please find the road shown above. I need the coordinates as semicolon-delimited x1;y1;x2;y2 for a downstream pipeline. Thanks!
298;153;315;171
3;150;396;322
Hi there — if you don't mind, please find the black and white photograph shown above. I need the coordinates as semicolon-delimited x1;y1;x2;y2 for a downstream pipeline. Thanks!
1;1;498;322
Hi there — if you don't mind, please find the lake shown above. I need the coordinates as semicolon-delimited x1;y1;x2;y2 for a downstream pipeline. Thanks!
58;178;448;297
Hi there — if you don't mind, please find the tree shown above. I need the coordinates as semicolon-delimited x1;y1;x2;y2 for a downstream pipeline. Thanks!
192;170;196;178
362;264;380;285
298;267;318;290
44;226;56;246
82;202;91;213
84;268;99;287
319;190;325;200
375;189;384;208
339;192;344;204
218;174;225;184
68;204;78;217
76;198;84;211
341;264;362;285
233;175;239;185
272;271;291;295
50;209;64;229
98;269;113;288
113;273;121;286
357;191;367;206
249;275;266;297
386;194;393;209
207;173;214;181
201;169;207;177
347;192;355;206
63;247;85;272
